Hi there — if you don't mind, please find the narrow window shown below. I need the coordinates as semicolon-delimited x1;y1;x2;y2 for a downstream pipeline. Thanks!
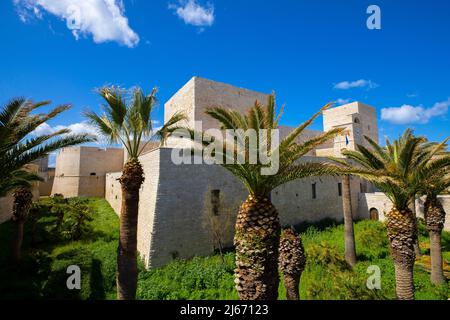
312;183;317;199
338;183;342;197
211;190;220;216
90;172;96;176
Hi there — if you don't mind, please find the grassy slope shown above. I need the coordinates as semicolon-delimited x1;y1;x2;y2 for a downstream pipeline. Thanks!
0;198;449;300
0;198;119;300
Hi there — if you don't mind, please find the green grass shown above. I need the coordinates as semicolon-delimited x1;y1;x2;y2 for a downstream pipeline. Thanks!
0;197;449;300
0;198;119;300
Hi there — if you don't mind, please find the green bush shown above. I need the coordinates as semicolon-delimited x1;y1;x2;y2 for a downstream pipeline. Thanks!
59;199;93;241
306;241;350;271
355;221;389;260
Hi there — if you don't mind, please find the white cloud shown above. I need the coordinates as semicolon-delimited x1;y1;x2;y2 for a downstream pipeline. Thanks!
32;122;54;136
14;0;139;47
381;98;450;125
335;98;352;105
33;121;99;137
55;122;99;136
169;0;215;27
333;79;378;90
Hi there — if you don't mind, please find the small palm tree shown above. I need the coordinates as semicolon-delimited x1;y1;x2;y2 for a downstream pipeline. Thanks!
413;139;450;285
279;228;306;300
186;95;343;300
84;86;186;300
0;98;95;262
340;129;426;300
11;186;33;263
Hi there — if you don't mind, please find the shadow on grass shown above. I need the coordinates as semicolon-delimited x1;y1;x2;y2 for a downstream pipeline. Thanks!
291;218;343;234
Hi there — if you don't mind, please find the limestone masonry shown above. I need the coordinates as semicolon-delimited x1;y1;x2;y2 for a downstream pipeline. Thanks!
1;77;448;268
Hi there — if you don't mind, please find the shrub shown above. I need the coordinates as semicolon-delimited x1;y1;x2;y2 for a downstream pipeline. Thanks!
355;221;389;260
306;241;350;271
60;199;93;241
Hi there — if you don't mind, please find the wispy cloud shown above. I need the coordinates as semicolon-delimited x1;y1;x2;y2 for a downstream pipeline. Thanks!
13;0;139;47
335;98;352;105
381;98;450;125
169;0;215;28
333;79;378;90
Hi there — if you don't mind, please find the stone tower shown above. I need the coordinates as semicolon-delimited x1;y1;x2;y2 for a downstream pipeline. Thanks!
164;76;270;148
323;102;378;156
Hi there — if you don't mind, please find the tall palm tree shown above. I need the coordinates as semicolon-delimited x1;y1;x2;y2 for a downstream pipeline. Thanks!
327;157;358;267
84;86;186;300
185;95;343;300
413;139;450;285
0;98;95;261
340;130;426;300
342;174;357;266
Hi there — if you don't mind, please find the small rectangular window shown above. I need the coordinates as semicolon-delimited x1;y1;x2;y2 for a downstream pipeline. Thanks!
312;183;317;199
338;183;342;197
360;183;366;193
90;172;96;176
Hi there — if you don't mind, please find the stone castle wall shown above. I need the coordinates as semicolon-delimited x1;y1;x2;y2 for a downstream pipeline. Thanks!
52;147;124;198
358;193;450;231
106;148;369;269
0;194;14;223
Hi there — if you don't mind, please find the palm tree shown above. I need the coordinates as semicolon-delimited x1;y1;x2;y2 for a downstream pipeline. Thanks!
84;86;186;300
342;174;357;266
340;130;426;300
185;95;343;300
327;157;357;267
279;228;306;300
413;139;450;285
0;98;95;261
11;186;33;263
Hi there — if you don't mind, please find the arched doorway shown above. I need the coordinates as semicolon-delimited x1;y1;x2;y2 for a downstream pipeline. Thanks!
369;208;379;221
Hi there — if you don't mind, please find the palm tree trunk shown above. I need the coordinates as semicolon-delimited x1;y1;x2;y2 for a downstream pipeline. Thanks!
342;175;357;267
279;228;306;300
11;187;33;264
234;195;280;300
386;207;416;300
429;231;445;285
117;159;144;300
11;220;24;263
394;262;415;300
284;274;300;300
424;195;446;285
410;195;422;257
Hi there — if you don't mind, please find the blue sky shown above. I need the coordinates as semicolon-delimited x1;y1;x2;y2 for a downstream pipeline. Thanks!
1;0;449;154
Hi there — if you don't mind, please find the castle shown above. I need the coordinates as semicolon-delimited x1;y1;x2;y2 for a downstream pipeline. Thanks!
1;77;449;268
